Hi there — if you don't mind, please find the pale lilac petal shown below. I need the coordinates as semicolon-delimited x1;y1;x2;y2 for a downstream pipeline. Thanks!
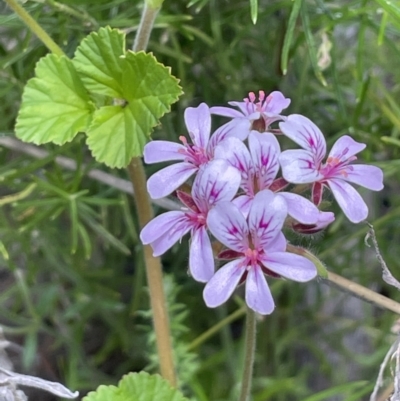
232;195;253;218
228;100;254;116
207;202;249;252
143;141;186;163
184;103;211;148
147;162;198;199
189;226;214;282
192;160;241;213
209;106;244;118
214;137;252;177
248;190;287;250
277;192;319;224
328;135;366;161
316;211;335;228
267;232;287;252
328;178;368;223
279;115;326;165
249;132;280;189
203;259;247;308
140;212;193;256
211;119;252;148
260;252;317;282
344;164;384;191
207;120;249;158
265;91;291;114
245;266;275;315
140;211;186;244
279;149;324;183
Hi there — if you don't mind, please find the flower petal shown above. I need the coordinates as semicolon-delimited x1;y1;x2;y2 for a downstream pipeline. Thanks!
248;190;287;250
279;149;324;183
249;132;280;189
268;232;287;252
140;211;186;244
140;212;193;256
265;91;291;114
328;135;366;161
232;195;253;218
228;100;254;116
207;202;249;252
214;136;252;177
344;164;384;191
279;115;326;165
277;192;319;224
189;226;214;282
260;252;317;282
184;103;211;148
143;141;186;163
203;259;246;308
209;106;244;118
328;178;368;223
192;159;241;213
245;266;275;315
147;162;198;199
207;119;249;158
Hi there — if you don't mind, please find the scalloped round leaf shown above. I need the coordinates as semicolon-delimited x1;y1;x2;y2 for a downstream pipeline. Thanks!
86;105;148;168
118;372;189;401
82;385;119;401
73;27;125;98
120;51;182;104
15;54;94;145
86;52;182;167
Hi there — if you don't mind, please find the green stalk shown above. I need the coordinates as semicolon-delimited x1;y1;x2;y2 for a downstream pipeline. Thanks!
127;3;176;386
239;307;257;401
4;0;65;56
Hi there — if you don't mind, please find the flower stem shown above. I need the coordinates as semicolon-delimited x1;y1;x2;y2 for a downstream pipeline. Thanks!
239;307;257;401
4;0;65;56
127;3;176;386
133;3;160;52
325;271;400;315
127;161;176;386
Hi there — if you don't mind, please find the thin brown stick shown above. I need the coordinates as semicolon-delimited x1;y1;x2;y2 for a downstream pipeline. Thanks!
325;272;400;315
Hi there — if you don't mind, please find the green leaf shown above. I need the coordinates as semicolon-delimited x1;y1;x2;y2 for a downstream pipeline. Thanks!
374;0;400;28
281;0;302;75
83;385;119;401
73;27;126;98
15;54;94;145
83;372;189;401
300;1;327;86
250;0;258;24
86;52;182;167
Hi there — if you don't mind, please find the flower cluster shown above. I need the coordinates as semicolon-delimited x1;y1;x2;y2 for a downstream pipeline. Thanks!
140;91;384;315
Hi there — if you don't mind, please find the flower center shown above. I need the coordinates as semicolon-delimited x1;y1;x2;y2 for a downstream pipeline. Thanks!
185;210;206;228
178;135;209;166
244;248;259;269
319;148;356;179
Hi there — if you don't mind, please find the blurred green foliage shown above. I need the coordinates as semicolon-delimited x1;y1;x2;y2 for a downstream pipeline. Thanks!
0;0;400;400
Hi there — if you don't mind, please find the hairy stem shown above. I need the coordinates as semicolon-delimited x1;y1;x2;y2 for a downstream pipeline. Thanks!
325;271;400;315
133;3;160;51
127;161;176;386
126;3;176;386
239;307;257;401
4;0;65;56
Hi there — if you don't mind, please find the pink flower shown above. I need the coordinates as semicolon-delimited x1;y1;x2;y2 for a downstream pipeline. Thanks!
214;132;320;224
144;103;244;199
210;90;291;136
140;160;241;282
203;190;317;315
279;115;384;223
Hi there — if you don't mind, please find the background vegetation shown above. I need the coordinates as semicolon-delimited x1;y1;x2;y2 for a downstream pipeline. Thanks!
0;0;400;400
